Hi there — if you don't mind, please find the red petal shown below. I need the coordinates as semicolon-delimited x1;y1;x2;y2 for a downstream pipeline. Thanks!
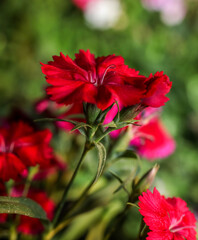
74;49;96;72
143;72;172;107
0;153;26;181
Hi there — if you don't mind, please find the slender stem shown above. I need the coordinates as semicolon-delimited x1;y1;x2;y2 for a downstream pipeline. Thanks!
51;142;92;228
10;224;17;240
44;217;74;240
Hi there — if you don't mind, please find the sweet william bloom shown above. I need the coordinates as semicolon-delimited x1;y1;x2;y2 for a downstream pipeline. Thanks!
41;49;147;111
138;188;197;240
0;121;53;181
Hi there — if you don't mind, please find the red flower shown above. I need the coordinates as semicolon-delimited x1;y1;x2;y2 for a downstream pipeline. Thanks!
41;50;146;110
142;71;172;108
131;116;176;160
138;188;197;240
0;121;53;181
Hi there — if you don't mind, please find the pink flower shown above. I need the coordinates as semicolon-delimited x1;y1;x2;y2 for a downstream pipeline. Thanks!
57;103;84;132
138;188;197;240
142;0;187;26
104;106;175;160
131;116;176;160
41;50;147;111
0;121;53;181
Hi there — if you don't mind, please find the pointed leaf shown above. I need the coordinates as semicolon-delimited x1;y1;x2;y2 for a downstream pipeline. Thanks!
70;122;92;132
34;117;78;125
109;171;130;195
116;149;139;160
103;121;117;128
93;142;107;183
0;196;48;220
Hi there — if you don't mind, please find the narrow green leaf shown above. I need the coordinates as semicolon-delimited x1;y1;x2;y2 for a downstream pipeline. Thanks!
109;171;130;195
116;149;139;160
70;122;92;132
93;142;107;183
0;196;48;220
103;121;117;128
34;117;78;125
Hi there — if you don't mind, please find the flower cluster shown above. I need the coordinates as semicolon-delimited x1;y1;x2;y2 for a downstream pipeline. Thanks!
0;49;196;240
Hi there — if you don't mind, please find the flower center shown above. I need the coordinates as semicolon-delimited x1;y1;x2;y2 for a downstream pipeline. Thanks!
87;64;116;86
0;141;15;153
169;214;195;233
100;64;116;85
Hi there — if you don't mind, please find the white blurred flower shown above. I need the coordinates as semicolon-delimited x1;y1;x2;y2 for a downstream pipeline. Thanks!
142;0;167;11
84;0;122;30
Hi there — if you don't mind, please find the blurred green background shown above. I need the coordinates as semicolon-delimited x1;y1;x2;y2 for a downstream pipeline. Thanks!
0;0;198;238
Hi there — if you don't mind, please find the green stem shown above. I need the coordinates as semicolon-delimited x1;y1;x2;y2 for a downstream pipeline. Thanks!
95;128;114;143
10;224;18;240
51;141;92;228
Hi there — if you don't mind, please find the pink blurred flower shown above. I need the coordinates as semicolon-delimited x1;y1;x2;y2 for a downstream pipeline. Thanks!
131;116;176;161
104;106;175;160
142;0;187;26
35;95;84;133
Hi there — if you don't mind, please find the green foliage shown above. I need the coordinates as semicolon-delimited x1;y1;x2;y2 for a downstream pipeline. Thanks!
0;196;48;220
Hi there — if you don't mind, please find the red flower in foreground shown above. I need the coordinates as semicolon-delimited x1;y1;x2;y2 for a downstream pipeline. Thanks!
0;121;53;181
41;50;172;111
41;49;148;110
131;116;176;160
138;188;197;240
